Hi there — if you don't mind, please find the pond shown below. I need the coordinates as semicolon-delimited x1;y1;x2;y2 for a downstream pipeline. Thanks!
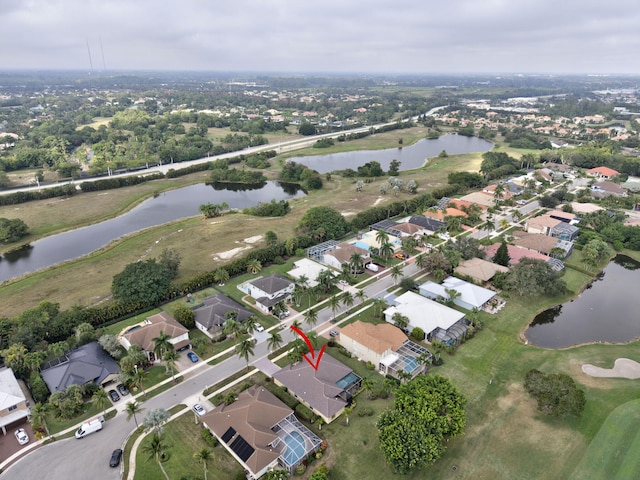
524;255;640;348
0;181;305;283
289;133;493;174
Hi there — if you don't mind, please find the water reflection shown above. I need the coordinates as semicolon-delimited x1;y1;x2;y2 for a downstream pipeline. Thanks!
525;255;640;348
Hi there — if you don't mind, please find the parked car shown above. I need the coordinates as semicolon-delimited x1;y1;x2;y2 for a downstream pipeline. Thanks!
338;279;349;286
109;448;123;468
187;352;199;363
193;403;206;416
15;428;29;445
329;330;339;337
108;389;120;402
365;263;379;272
116;383;129;396
254;323;265;332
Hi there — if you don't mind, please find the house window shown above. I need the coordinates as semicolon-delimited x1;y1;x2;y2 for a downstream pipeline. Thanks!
8;405;17;411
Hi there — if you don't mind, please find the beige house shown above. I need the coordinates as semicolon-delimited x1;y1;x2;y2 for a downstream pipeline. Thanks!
525;214;561;236
0;368;30;435
339;321;430;380
455;257;509;283
120;311;190;361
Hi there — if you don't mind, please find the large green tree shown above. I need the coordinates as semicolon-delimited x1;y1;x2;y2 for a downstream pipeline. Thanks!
524;369;586;417
111;259;174;306
506;258;566;297
0;217;29;243
377;375;466;474
296;206;350;240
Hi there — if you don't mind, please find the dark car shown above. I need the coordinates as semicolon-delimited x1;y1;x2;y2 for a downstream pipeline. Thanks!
108;389;120;402
109;448;123;468
116;383;129;396
187;352;199;363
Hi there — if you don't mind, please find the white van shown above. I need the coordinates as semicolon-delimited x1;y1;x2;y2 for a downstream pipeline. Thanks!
75;416;104;439
365;263;379;272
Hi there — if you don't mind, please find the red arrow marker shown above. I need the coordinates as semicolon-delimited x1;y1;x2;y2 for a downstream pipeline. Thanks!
290;325;326;371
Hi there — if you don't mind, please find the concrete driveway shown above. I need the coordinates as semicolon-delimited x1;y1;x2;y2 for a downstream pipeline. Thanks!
0;422;37;469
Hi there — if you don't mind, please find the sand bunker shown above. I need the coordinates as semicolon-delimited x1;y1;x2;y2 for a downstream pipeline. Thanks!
243;235;263;244
213;246;251;260
581;358;640;379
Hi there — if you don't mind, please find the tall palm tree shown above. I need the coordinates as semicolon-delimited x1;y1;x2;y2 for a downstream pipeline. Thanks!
29;402;49;436
236;339;255;370
246;258;262;274
142;433;170;480
92;388;109;414
152;331;173;363
267;330;283;352
415;253;427;271
291;288;303;308
163;350;178;381
126;401;145;429
328;295;341;322
392;312;409;331
493;182;506;201
341;291;354;310
213;268;230;286
390;264;403;285
193;448;213;480
355;289;367;305
360;377;375;400
296;274;309;290
372;298;388;318
375;229;389;245
499;218;510;230
379;240;394;260
223;319;243;339
349;253;364;275
130;367;148;397
304;308;319;327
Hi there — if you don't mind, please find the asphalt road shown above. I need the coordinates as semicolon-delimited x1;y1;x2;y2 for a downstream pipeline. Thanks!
3;262;416;480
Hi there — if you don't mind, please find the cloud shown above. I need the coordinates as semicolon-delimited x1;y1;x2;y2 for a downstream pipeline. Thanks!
1;0;639;73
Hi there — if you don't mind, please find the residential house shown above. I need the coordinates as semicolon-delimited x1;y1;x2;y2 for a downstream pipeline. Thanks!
459;191;497;208
484;243;551;265
384;291;468;346
0;368;30;435
273;354;361;424
406;215;446;234
590;181;627;198
338;321;430;380
202;385;322;479
548;210;578;224
419;277;498;311
586;166;620;180
348;230;401;253
40;342;121;394
453;257;509;283
243;274;295;314
525;214;562;235
194;293;254;339
288;258;335;288
120;311;190;361
512;232;573;258
550;222;580;242
319;242;369;271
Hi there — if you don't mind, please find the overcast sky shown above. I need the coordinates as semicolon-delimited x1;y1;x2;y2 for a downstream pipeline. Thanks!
2;0;639;74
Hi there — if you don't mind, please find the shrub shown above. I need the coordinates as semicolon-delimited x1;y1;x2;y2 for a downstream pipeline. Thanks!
358;407;375;417
365;361;375;370
410;327;425;341
201;427;219;447
295;403;314;422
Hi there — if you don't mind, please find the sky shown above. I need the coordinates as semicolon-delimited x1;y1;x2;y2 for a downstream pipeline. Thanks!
1;0;640;75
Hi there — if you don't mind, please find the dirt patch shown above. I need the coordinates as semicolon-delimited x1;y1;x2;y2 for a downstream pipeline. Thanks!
213;246;252;260
373;197;384;206
582;358;640;379
243;235;263;244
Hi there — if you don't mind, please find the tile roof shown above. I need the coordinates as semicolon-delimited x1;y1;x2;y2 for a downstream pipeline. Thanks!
587;166;620;177
339;321;407;355
512;232;560;254
454;257;509;282
123;311;189;352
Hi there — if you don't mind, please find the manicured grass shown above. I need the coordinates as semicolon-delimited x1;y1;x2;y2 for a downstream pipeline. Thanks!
134;413;243;480
568;399;640;480
46;402;105;435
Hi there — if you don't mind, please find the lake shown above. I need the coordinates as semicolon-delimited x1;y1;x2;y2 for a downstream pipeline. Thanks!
289;134;493;174
524;255;640;348
0;181;305;283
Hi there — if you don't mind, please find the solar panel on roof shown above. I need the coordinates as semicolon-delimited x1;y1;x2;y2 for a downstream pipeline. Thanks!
221;426;236;443
230;435;255;462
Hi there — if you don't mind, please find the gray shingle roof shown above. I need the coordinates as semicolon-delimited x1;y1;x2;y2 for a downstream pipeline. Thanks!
195;293;253;329
249;274;293;295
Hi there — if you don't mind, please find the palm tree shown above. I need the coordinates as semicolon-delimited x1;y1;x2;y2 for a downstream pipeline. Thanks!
372;298;388;318
152;331;173;363
142;432;170;480
361;377;376;400
499;218;510;230
483;218;495;231
343;404;355;426
267;330;283;352
126;401;145;429
246;258;262;274
236;339;255;370
375;229;389;245
349;253;364;275
341;291;354;310
397;370;412;384
392;312;409;331
130;367;148;396
379;240;394;260
193;448;213;480
29;402;49;436
291;288;303;308
213;268;230;286
415;253;427;271
444;288;462;307
390;264;403;285
304;308;319;327
223;319;243;339
92;388;109;414
328;295;341;322
493;182;506;201
163;350;178;381
355;289;367;305
296;274;309;290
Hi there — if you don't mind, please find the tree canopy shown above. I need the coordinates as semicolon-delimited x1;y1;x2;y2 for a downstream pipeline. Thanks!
506;258;566;297
524;369;586;417
377;374;466;474
296;206;350;240
0;217;29;243
111;259;175;307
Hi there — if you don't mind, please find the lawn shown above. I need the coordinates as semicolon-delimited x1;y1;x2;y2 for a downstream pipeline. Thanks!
134;413;243;480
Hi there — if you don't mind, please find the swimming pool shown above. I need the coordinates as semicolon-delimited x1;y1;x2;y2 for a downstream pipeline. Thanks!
404;356;418;373
282;431;306;466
